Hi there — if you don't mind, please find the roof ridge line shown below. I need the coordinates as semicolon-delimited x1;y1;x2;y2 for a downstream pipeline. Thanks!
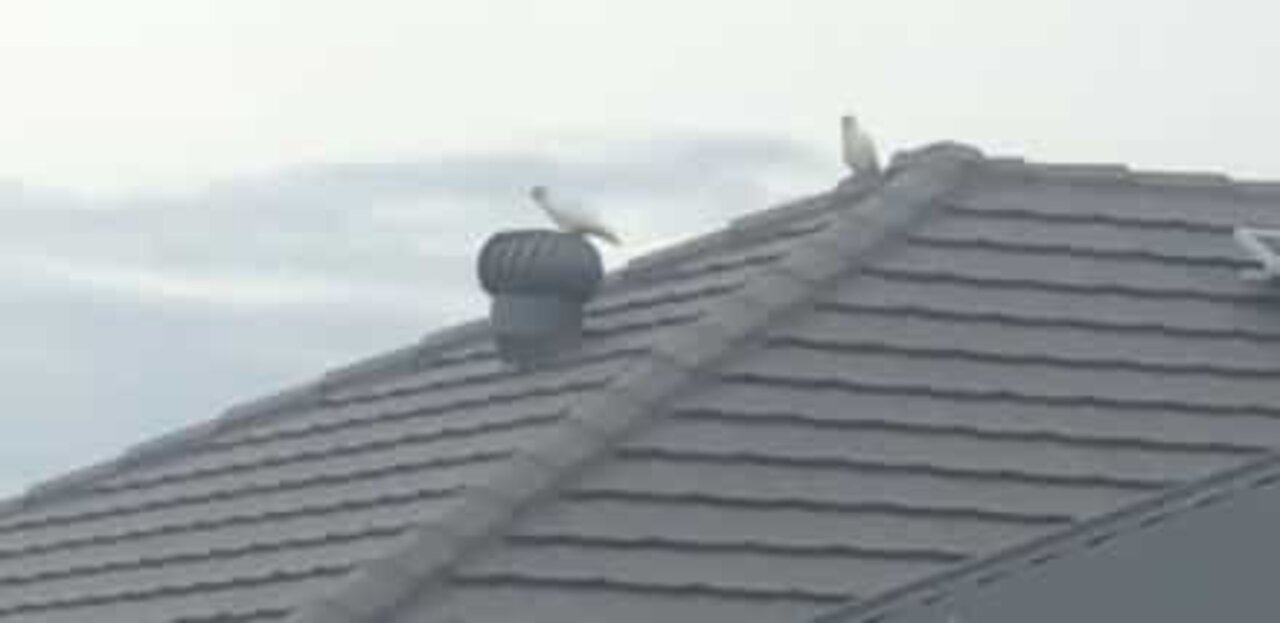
981;155;1280;200
285;142;986;623
808;449;1280;623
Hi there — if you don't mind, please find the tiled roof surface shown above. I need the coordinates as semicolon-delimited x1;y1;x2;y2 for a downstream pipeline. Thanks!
5;143;1280;623
393;151;1280;623
0;159;867;623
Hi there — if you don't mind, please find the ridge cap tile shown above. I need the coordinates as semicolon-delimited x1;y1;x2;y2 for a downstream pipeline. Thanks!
563;394;649;441
976;154;1280;199
1230;179;1280;198
1127;169;1234;189
320;320;492;392
316;346;427;395
728;191;837;232
304;553;425;622
888;142;985;169
1034;162;1131;176
617;232;733;276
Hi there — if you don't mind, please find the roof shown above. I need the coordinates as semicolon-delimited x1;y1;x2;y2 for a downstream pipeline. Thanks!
4;142;1280;623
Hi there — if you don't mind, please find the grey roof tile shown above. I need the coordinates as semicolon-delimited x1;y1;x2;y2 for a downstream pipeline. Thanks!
728;193;840;232
833;273;1280;340
1020;162;1132;183
212;383;596;448
726;343;1280;413
680;384;1280;452
1127;169;1235;189
411;583;836;623
0;496;436;579
14;141;1280;622
873;241;1262;300
0;529;406;612
952;176;1280;229
509;496;1042;555
624;415;1244;485
3;570;341;623
1229;179;1280;199
108;410;564;490
783;309;1280;375
919;206;1243;263
623;211;837;278
571;455;1139;520
0;461;477;544
453;538;946;601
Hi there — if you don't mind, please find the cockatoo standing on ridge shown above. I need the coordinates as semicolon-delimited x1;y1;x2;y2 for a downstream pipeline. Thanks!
529;186;622;246
841;114;881;177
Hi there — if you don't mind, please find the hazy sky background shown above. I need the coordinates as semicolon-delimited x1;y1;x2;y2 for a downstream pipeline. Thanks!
1;0;1278;495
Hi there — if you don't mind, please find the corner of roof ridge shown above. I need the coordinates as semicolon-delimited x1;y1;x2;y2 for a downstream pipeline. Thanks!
1128;169;1234;189
414;318;491;353
119;419;224;466
618;231;731;275
728;192;836;232
21;463;111;505
888;142;986;170
319;344;433;392
0;497;28;522
320;320;492;393
219;382;324;422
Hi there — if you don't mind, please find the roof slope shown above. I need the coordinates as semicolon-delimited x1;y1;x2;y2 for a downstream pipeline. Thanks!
387;150;1280;623
4;143;1280;623
0;155;876;623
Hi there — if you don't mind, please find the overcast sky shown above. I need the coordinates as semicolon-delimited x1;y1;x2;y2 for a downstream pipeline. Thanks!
2;0;1278;496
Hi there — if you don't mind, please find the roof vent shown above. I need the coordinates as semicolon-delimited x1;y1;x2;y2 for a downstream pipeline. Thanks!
1233;227;1280;281
477;229;604;366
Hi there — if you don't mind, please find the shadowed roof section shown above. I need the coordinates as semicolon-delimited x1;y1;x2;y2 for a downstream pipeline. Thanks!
4;142;1280;623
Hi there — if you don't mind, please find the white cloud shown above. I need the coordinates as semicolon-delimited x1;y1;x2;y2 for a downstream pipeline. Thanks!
4;252;358;307
4;1;1279;191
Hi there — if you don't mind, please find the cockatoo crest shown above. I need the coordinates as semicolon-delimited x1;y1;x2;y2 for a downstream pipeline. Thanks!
841;114;881;176
529;186;622;246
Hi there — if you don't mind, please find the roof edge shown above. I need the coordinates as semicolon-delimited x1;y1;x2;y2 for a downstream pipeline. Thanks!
286;141;986;623
809;450;1280;623
979;153;1280;199
0;140;980;523
0;318;491;522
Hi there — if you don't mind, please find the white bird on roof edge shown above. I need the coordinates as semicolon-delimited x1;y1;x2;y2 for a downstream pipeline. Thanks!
530;185;623;246
841;114;881;177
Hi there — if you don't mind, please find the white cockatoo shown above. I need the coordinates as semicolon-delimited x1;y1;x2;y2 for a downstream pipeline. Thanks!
841;114;881;176
529;186;622;246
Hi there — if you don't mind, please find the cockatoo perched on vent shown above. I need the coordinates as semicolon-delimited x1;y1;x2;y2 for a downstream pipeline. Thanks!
529;186;622;246
841;114;881;177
